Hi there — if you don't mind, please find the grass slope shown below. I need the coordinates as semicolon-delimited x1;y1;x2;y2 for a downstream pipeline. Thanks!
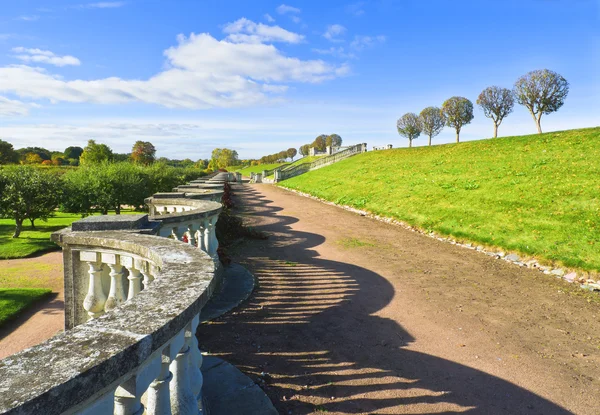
237;163;285;177
280;127;600;272
0;288;52;327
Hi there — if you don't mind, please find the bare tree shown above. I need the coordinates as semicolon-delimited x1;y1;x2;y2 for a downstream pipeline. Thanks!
419;107;445;146
396;113;422;148
513;69;569;134
442;97;474;143
477;86;514;138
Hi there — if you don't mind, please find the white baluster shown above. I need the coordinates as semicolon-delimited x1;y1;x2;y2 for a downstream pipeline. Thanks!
81;251;106;319
147;349;173;414
187;224;196;246
171;227;179;240
104;254;126;312
194;230;202;249
116;354;162;415
198;221;207;253
140;260;154;289
170;324;198;414
121;256;142;301
202;219;210;254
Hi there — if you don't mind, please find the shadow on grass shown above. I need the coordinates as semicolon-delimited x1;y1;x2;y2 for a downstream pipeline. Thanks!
0;289;55;330
0;223;65;259
200;184;572;415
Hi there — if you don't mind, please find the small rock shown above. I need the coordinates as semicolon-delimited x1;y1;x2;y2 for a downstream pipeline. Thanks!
465;243;473;248
587;283;600;291
506;254;520;262
497;252;505;258
551;269;565;277
476;246;483;251
563;272;577;283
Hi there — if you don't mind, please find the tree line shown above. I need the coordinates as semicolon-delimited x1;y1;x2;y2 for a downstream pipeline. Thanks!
247;133;343;167
397;69;570;147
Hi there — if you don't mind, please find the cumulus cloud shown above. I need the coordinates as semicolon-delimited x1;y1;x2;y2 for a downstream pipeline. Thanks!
0;97;34;116
312;47;355;59
0;28;347;112
323;24;346;42
223;18;304;44
350;35;386;50
12;47;81;67
276;4;301;14
264;13;275;23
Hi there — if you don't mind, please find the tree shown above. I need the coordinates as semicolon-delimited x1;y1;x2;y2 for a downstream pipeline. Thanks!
326;134;343;147
514;69;569;134
23;152;44;164
442;96;474;143
419;107;446;146
278;150;287;161
312;135;327;151
131;141;156;165
0;166;63;237
80;140;114;165
396;113;422;148
16;147;51;162
64;146;84;160
211;148;239;169
299;144;310;157
287;148;297;161
476;86;514;138
0;139;19;164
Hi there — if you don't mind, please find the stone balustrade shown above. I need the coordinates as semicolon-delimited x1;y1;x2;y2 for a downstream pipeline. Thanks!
0;175;234;415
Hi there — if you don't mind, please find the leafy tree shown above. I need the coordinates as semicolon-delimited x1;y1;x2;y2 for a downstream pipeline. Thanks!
278;150;287;161
476;86;514;138
311;135;327;151
80;140;114;165
0;139;19;164
396;113;422;148
131;141;156;165
287;148;297;161
195;159;207;169
16;147;51;161
442;96;474;143
326;134;343;147
211;148;239;169
299;144;310;157
513;69;569;134
52;157;67;166
419;107;445;146
0;166;63;237
113;153;131;162
23;153;44;164
64;146;84;160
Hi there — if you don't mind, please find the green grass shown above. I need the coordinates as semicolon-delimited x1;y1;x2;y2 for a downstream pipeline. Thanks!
237;163;286;176
0;288;53;327
0;210;139;259
280;127;600;272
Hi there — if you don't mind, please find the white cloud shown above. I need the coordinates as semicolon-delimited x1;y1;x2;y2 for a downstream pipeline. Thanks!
276;4;301;14
346;2;366;16
350;35;386;50
324;24;346;42
0;30;347;112
12;47;81;67
313;47;355;59
223;18;304;44
84;2;125;8
17;15;40;21
0;97;35;116
264;13;275;23
291;16;302;24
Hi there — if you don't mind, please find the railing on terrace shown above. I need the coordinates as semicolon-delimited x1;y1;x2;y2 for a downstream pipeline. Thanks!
275;143;367;182
0;174;233;415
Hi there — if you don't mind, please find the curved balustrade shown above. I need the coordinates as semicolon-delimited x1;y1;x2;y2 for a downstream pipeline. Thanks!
0;231;217;415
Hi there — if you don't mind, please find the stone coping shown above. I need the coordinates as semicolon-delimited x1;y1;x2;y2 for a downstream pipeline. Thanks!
0;231;218;414
176;184;224;190
145;198;222;223
71;214;149;232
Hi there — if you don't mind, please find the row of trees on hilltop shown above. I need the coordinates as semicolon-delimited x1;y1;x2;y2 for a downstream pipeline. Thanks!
396;69;569;147
0;163;205;238
259;148;298;165
299;134;343;156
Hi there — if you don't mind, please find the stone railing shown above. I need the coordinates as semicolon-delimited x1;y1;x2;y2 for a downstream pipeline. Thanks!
0;178;230;414
262;164;289;178
275;143;367;182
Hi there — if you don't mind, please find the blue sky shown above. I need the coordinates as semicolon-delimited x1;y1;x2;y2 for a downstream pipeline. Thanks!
0;0;598;159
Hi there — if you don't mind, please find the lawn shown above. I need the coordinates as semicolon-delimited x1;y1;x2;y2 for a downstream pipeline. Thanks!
280;127;600;272
237;163;287;177
0;210;139;259
0;288;53;327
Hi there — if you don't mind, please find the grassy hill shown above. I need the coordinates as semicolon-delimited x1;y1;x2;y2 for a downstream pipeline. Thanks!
280;127;600;272
237;163;286;177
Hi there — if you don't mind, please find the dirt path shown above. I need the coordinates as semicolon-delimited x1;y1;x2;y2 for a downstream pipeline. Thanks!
201;184;600;415
0;252;64;359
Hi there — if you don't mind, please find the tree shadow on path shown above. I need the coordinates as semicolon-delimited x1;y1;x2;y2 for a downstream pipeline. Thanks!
201;185;571;415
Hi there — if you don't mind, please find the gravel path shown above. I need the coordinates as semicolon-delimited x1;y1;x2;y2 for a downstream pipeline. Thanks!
201;183;600;415
0;252;64;360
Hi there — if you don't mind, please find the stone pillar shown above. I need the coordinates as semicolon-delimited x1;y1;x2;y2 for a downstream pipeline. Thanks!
309;147;315;156
326;145;332;155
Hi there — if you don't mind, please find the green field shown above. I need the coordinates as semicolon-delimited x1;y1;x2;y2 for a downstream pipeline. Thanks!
0;210;139;259
280;127;600;272
237;163;286;176
0;288;53;327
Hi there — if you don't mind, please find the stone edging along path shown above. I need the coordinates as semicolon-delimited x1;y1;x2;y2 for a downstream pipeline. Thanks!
277;185;600;294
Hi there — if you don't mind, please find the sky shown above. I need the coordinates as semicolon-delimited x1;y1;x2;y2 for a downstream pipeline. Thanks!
0;0;598;160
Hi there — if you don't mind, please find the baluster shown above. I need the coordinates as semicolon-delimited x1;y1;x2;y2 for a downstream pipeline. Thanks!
81;251;106;319
188;315;203;402
201;219;209;253
104;253;126;312
121;256;142;301
140;260;154;289
209;217;219;256
170;323;198;414
194;229;202;249
147;350;173;414
187;224;196;246
115;353;162;415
